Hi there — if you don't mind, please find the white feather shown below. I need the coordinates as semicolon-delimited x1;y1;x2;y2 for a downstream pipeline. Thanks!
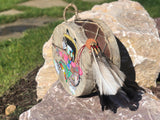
108;59;126;81
92;48;126;95
101;57;125;87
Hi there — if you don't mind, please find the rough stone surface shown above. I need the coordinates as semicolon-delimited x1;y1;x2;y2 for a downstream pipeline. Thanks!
19;81;160;120
0;9;23;16
36;36;58;101
69;0;160;88
19;0;68;8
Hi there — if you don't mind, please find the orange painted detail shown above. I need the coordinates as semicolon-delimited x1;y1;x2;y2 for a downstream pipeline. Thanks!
85;38;97;50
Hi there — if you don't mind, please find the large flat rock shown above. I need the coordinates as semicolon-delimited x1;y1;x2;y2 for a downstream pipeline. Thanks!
20;81;160;120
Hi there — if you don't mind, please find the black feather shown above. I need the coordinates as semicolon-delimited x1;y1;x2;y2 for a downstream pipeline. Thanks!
91;46;144;113
97;79;144;113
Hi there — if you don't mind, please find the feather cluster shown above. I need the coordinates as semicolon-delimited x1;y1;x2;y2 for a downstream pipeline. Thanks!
91;47;144;113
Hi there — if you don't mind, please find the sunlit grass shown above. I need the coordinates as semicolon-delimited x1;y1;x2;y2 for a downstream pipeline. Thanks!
0;0;28;12
0;6;64;24
1;0;159;25
0;21;62;96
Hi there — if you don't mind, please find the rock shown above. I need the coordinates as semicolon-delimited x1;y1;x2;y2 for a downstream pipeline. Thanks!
19;81;160;120
5;104;16;116
68;0;160;88
36;0;160;100
36;36;58;101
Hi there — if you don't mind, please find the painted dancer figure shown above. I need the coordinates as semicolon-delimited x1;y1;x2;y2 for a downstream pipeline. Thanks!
54;29;82;88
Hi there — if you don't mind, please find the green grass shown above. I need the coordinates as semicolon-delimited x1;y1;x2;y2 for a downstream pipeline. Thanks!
0;6;64;24
0;0;104;25
0;21;62;96
0;0;28;12
0;0;159;25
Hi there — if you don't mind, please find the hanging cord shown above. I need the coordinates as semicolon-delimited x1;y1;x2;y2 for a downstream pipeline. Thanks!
76;45;86;65
63;3;79;22
76;38;100;66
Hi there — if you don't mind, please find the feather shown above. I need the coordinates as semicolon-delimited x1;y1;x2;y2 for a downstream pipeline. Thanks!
92;48;124;95
91;47;143;112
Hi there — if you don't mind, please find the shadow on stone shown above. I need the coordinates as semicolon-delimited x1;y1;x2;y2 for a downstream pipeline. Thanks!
151;73;160;99
115;37;136;81
79;91;98;98
156;73;160;82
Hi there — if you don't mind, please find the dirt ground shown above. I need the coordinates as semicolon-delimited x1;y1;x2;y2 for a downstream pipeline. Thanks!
0;66;41;120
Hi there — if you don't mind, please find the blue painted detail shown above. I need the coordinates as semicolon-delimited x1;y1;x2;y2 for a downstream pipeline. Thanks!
67;63;70;69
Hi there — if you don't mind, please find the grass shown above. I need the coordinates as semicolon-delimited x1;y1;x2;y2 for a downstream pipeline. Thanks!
0;0;160;25
0;0;28;12
133;0;160;18
0;6;64;24
0;66;40;120
0;21;62;96
0;0;105;25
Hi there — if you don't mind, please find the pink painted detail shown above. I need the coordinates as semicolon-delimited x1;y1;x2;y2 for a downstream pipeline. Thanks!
71;62;76;68
59;51;63;57
63;54;68;63
78;67;83;76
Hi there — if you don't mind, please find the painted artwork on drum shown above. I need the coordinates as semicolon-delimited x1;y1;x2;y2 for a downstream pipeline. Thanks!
53;29;83;94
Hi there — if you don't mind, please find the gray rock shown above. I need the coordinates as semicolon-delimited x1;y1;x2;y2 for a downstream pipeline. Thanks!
20;81;160;120
69;0;160;88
